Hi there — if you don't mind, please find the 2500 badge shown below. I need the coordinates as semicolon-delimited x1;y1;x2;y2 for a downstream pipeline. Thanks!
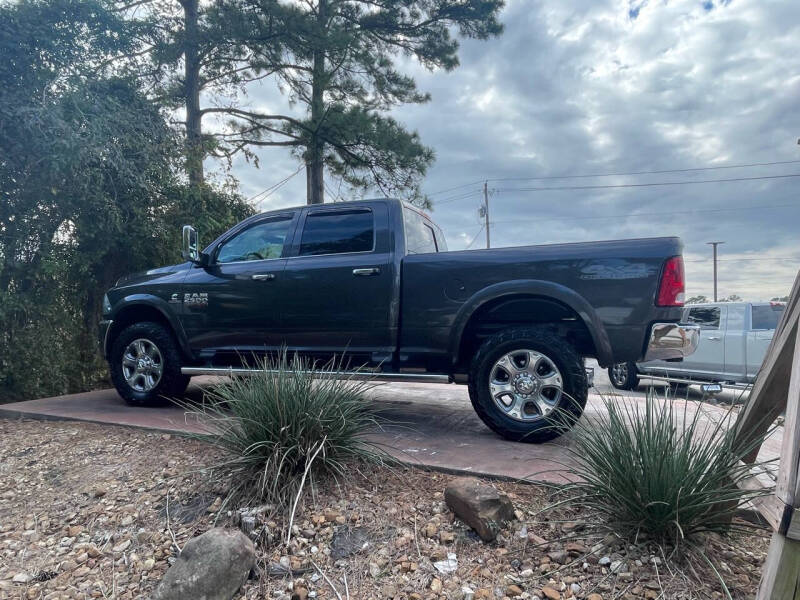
170;292;208;307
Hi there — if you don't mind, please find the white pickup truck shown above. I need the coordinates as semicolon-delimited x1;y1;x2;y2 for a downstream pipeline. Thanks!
609;301;785;389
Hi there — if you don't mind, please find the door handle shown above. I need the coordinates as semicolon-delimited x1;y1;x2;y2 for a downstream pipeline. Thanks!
251;273;275;281
352;267;380;277
708;336;721;340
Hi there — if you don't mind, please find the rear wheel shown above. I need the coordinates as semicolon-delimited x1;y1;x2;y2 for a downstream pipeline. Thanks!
110;322;189;406
608;361;639;390
468;327;588;443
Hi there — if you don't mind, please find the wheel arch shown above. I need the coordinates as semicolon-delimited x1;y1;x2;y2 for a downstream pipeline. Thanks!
450;280;614;369
106;295;190;360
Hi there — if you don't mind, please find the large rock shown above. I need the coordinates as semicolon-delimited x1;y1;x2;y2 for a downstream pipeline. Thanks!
152;528;256;600
444;478;515;542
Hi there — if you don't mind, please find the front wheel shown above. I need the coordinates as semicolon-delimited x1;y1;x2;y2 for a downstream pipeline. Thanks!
109;322;190;406
468;327;588;443
608;361;639;390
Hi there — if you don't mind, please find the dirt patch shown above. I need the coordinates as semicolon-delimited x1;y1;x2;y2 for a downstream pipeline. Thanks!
1;418;769;599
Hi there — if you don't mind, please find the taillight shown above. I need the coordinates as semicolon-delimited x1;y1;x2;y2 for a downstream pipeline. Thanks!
656;256;685;306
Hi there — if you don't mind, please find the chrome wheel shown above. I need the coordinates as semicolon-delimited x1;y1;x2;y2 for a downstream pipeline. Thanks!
121;338;163;392
489;349;563;422
611;362;629;387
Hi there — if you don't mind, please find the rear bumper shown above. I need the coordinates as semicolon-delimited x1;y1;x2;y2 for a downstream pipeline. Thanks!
643;322;700;362
98;320;113;358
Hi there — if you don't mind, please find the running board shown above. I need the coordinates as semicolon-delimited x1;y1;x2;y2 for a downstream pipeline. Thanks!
181;366;451;384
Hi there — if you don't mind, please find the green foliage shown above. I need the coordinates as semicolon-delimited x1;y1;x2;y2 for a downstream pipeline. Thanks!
559;390;773;545
186;352;387;509
0;0;253;401
217;0;505;204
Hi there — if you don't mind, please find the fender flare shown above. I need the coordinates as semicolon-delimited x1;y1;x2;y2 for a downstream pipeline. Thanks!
448;279;614;366
107;294;192;359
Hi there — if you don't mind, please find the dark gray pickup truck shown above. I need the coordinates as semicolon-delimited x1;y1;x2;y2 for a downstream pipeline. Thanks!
99;198;699;442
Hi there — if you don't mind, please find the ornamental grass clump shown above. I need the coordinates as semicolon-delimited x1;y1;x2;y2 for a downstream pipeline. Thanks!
559;389;774;545
188;352;387;510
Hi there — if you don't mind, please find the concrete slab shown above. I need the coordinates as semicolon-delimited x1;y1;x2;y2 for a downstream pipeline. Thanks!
0;363;782;484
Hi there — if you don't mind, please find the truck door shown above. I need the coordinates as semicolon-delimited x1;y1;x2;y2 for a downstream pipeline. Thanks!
746;303;786;381
279;202;396;360
180;212;298;356
680;304;726;377
722;304;746;380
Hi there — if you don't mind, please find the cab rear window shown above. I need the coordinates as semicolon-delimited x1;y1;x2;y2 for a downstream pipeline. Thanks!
403;207;438;254
752;304;784;330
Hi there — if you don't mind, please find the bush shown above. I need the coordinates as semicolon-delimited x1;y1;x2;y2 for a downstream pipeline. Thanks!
559;389;774;545
188;352;387;510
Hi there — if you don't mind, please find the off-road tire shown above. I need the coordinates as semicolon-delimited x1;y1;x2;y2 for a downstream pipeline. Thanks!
110;322;190;406
468;327;588;443
608;361;639;390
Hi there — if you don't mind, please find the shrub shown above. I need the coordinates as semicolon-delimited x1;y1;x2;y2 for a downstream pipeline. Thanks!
187;352;387;511
558;389;774;545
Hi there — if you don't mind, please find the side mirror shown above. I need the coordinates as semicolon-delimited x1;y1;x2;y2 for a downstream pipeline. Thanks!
182;225;200;262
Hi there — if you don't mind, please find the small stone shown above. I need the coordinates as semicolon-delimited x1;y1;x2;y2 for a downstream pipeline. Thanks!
548;551;567;564
13;573;31;584
587;595;603;600
73;566;91;578
430;578;443;593
598;556;611;566
444;478;515;542
292;587;309;600
67;525;83;537
570;583;581;595
112;539;131;553
439;530;455;544
542;586;560;600
92;488;107;498
565;542;588;554
610;560;626;573
520;568;534;578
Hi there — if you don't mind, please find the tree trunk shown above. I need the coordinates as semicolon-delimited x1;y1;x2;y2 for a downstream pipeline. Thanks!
181;0;204;188
306;0;326;205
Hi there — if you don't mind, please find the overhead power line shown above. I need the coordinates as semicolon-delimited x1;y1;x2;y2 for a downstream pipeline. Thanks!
426;158;800;197
464;224;485;249
248;164;304;204
496;173;800;193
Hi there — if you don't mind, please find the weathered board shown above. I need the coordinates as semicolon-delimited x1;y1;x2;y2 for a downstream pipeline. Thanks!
730;271;800;599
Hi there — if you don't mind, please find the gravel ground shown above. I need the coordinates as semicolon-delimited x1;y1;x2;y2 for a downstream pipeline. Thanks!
1;418;770;600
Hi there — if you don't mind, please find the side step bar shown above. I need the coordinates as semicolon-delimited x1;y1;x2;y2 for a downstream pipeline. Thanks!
181;366;452;384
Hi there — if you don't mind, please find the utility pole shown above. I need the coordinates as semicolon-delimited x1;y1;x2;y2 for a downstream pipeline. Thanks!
707;241;725;301
483;181;490;249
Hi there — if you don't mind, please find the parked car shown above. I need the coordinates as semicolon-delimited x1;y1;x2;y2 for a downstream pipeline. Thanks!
608;301;785;390
99;198;698;442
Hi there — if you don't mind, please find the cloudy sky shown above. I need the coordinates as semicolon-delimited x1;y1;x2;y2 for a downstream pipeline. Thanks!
215;0;800;301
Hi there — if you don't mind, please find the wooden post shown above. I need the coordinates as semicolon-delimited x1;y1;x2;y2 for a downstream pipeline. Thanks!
729;270;800;599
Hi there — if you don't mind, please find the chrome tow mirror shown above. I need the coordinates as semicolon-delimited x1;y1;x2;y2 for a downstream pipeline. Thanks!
182;225;199;262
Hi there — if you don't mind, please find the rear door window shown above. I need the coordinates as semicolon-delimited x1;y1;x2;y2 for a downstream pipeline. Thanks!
403;207;438;254
752;304;785;330
686;306;721;329
298;209;374;256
